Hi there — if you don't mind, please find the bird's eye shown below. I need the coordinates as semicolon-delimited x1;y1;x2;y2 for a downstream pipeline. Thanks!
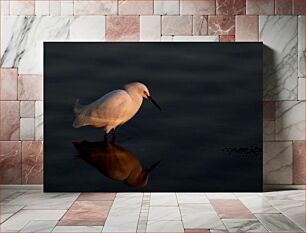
144;91;147;95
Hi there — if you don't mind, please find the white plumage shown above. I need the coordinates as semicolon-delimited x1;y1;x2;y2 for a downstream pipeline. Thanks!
73;82;160;139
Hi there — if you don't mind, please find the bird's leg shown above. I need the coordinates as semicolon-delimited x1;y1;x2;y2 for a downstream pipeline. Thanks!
104;132;108;142
112;128;116;142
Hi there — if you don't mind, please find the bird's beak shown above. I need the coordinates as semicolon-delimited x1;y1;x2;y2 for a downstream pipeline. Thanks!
147;95;161;110
145;160;161;173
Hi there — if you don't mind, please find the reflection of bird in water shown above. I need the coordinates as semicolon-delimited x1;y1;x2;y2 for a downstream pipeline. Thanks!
72;82;161;141
73;141;160;188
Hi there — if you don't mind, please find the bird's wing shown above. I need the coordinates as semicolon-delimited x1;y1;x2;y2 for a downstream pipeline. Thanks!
73;99;84;115
81;90;132;124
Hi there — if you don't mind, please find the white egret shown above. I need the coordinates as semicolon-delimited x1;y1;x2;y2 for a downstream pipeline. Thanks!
73;82;161;141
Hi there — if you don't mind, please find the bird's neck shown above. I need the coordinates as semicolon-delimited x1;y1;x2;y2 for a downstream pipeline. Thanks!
126;89;143;106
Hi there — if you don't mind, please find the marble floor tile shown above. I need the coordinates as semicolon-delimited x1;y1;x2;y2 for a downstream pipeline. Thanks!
58;201;113;226
176;194;210;204
210;199;256;219
268;199;305;210
179;203;216;213
0;190;17;201
268;199;305;211
150;193;178;206
112;195;143;207
102;207;140;232
1;191;26;204
3;190;41;205
263;190;305;201
137;204;149;233
77;193;116;201
1;204;25;223
19;220;58;232
238;196;279;213
222;219;268;232
210;228;228;233
148;206;181;221
180;204;222;229
209;221;228;232
184;229;210;233
0;209;66;232
146;220;184;232
260;16;298;100
233;193;262;198
25;193;79;209
183;212;223;229
7;192;80;210
102;197;141;232
52;226;103;232
1;190;305;233
256;213;303;232
115;192;143;198
206;193;236;199
151;192;176;196
268;200;305;230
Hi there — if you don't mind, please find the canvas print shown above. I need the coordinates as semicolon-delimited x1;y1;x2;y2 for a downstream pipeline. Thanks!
44;42;263;192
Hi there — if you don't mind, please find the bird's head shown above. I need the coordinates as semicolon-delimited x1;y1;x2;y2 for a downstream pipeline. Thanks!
124;82;161;110
125;160;161;188
124;82;150;98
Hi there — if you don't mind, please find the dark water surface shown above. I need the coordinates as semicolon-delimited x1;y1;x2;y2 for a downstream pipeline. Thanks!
44;42;263;192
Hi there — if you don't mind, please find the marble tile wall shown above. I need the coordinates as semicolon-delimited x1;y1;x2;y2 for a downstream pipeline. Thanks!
260;16;298;100
0;0;305;185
